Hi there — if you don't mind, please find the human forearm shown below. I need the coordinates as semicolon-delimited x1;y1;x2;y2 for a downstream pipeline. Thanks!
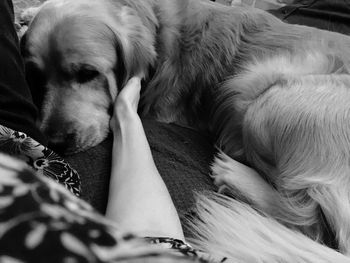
105;79;184;240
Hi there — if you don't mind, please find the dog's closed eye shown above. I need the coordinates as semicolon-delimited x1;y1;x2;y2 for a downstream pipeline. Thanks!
76;65;100;84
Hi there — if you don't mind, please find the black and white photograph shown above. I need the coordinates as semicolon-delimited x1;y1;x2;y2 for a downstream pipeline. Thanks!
1;0;350;262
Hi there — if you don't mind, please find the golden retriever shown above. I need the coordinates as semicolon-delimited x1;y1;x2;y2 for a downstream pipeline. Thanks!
21;0;350;261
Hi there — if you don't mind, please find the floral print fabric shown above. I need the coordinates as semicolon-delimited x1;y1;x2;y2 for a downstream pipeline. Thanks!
0;124;81;196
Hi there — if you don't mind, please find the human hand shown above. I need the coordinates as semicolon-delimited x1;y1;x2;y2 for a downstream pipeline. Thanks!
110;76;142;134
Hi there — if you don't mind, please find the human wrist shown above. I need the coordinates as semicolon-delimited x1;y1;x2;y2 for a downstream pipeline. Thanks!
111;106;141;137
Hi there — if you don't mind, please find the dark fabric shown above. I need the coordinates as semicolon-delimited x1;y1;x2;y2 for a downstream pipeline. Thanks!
66;136;113;213
66;119;216;217
269;0;350;35
0;0;46;145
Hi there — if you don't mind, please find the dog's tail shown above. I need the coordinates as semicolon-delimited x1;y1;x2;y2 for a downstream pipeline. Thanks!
187;192;350;263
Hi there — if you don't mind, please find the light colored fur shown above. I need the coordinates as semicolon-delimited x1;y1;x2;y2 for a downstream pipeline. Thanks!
22;0;158;153
188;193;350;263
22;0;350;151
22;0;350;260
212;74;350;254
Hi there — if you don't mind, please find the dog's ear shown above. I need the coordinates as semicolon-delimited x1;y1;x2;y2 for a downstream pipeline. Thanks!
106;35;145;101
105;70;118;101
100;24;127;102
114;35;128;93
104;5;157;82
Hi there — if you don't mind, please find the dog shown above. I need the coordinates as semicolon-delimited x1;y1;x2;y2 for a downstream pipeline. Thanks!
21;0;350;261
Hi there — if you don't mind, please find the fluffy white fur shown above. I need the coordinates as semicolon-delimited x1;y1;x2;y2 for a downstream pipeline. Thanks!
188;193;350;263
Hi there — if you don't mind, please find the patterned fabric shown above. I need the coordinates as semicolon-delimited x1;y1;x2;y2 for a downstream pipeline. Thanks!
0;124;81;196
146;237;227;262
0;153;215;262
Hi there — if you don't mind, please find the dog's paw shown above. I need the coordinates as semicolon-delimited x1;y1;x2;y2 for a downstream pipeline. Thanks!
211;151;278;208
212;173;232;194
210;151;265;193
20;6;41;25
210;151;245;193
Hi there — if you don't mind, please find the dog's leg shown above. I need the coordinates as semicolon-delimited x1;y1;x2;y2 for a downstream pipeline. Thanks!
212;73;350;244
211;151;278;213
310;180;350;255
211;151;323;241
241;74;350;251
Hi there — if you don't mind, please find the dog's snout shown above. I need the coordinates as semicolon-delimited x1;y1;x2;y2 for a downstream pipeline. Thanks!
43;124;76;154
47;133;76;154
48;138;69;154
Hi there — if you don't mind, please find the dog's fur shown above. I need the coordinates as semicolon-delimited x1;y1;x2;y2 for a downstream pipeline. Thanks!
21;0;350;261
187;193;350;263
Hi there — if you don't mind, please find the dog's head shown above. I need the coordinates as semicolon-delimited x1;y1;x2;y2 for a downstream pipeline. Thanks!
21;0;157;154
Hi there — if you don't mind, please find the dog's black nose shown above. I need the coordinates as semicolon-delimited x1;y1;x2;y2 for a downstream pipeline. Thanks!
47;133;75;155
48;140;69;154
